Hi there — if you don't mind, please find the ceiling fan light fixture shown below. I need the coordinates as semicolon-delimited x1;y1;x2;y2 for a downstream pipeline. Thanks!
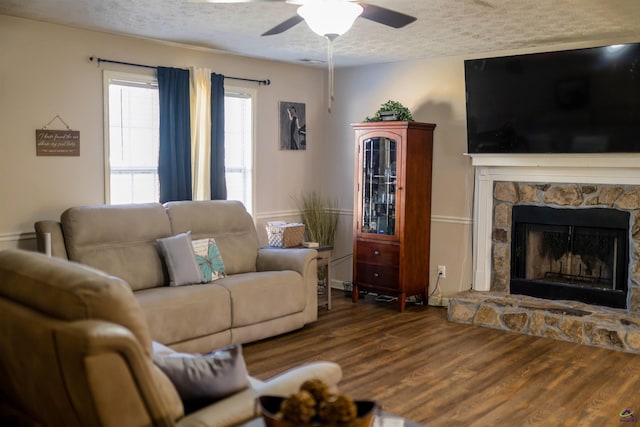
297;0;364;39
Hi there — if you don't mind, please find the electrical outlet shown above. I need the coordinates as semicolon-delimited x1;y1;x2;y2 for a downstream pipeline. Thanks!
437;265;446;278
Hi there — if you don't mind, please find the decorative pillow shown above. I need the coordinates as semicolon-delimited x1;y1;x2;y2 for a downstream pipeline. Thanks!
192;238;226;283
156;231;204;286
153;343;250;413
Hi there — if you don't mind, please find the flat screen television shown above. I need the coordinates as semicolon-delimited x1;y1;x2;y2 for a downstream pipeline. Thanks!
464;43;640;154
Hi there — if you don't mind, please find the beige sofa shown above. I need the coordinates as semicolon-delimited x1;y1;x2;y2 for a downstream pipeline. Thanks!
0;249;341;426
34;200;318;354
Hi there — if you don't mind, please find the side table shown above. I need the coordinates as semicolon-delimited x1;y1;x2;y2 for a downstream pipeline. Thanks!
314;245;333;310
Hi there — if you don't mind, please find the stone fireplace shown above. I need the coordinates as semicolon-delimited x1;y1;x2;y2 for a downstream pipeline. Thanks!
448;153;640;353
493;182;638;309
468;154;640;301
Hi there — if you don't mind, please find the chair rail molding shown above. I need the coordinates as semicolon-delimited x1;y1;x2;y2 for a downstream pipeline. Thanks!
0;231;35;243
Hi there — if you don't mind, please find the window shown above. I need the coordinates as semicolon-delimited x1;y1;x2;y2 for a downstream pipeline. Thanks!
105;71;159;204
104;73;255;214
224;89;254;214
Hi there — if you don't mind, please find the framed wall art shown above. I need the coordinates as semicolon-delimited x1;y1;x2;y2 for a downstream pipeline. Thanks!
279;101;306;150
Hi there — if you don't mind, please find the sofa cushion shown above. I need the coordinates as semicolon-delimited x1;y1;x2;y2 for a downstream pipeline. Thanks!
192;238;226;282
153;343;249;413
215;271;306;327
61;203;172;291
156;231;204;286
135;284;232;346
164;200;260;275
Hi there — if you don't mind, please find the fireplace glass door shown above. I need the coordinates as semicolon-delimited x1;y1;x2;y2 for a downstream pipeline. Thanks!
511;206;629;308
518;224;620;289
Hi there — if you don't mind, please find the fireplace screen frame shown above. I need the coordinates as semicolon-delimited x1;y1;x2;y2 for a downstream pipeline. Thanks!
511;205;630;309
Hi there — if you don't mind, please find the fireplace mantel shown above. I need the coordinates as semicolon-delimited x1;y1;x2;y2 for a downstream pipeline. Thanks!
470;153;640;169
470;153;640;292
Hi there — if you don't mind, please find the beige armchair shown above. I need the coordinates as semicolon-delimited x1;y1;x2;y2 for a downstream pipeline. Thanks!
0;250;341;427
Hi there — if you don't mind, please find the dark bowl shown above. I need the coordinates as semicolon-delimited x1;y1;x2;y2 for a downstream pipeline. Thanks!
258;395;378;427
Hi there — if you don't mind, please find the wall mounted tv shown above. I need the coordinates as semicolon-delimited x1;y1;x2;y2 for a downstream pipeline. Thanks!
464;43;640;154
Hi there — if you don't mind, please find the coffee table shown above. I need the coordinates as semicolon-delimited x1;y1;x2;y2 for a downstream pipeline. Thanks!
237;412;424;427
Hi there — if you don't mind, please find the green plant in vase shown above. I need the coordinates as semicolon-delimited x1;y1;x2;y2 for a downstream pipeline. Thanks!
297;191;339;246
296;192;339;287
364;100;413;122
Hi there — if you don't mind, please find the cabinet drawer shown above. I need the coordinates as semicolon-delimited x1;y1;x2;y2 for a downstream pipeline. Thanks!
356;241;399;265
356;263;399;289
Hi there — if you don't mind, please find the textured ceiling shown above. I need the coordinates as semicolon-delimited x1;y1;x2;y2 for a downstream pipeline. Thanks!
2;0;640;67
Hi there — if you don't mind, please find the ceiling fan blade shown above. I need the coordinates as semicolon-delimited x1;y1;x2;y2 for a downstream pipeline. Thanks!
261;15;305;36
359;3;417;29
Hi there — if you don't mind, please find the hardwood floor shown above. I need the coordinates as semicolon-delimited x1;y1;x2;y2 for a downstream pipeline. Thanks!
243;292;640;426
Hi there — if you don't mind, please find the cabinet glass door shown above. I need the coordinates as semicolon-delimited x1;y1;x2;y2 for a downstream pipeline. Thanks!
361;136;397;236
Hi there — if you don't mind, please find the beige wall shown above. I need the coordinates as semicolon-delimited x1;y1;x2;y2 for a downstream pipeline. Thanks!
326;38;639;301
0;15;329;250
3;14;634;303
326;57;474;301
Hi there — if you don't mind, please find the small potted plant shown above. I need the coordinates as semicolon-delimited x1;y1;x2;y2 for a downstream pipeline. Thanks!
296;192;339;247
364;100;413;122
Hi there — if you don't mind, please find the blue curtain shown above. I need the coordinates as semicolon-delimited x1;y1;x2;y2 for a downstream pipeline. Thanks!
210;73;227;200
157;66;192;203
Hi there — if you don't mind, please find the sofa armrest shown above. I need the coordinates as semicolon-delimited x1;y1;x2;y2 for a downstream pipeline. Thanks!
253;361;342;396
34;220;68;259
55;320;183;427
256;247;316;276
256;248;318;323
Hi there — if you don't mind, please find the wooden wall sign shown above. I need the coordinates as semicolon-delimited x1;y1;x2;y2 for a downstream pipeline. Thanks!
35;129;80;156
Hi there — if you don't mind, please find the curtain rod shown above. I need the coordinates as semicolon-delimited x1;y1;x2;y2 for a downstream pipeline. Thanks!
89;56;271;86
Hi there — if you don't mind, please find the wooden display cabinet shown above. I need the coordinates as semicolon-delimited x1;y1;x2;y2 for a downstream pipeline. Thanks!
351;121;436;311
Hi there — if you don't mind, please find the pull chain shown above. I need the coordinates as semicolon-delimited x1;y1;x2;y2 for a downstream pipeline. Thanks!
327;37;334;114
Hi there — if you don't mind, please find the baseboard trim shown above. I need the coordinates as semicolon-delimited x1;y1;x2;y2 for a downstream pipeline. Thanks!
428;296;450;307
329;281;449;308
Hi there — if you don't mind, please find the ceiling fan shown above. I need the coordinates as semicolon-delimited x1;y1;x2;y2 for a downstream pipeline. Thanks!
195;0;417;39
194;0;416;112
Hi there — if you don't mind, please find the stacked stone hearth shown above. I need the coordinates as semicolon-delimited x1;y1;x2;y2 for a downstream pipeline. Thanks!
448;291;640;353
449;181;640;353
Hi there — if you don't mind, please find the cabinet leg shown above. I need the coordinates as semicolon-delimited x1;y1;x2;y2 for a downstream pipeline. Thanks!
422;289;429;307
398;293;406;312
352;284;359;303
